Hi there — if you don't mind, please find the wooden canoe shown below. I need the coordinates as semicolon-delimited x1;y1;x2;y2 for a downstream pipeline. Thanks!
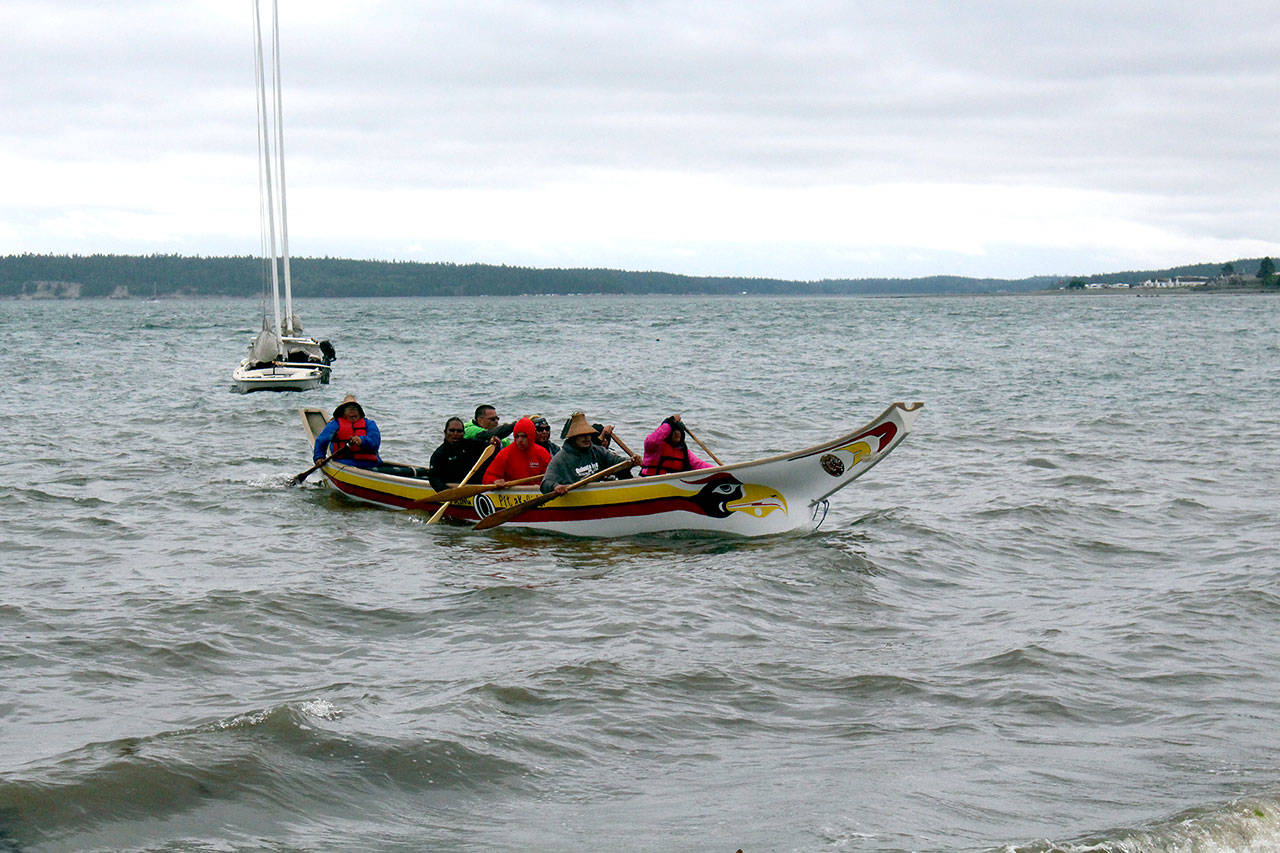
299;402;922;538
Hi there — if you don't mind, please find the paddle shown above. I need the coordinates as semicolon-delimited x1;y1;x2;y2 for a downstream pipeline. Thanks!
473;458;633;531
682;423;723;466
424;443;496;525
605;431;635;458
411;472;542;507
291;440;350;485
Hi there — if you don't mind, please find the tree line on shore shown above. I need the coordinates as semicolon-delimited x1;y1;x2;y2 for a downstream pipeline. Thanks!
0;253;1273;299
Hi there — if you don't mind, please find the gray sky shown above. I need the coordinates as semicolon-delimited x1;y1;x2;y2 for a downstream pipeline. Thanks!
5;0;1278;280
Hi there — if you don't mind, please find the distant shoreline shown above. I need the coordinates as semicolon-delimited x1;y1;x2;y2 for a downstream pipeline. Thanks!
5;286;1275;301
1;253;1275;299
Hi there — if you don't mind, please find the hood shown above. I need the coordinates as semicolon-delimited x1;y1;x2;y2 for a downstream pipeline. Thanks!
512;416;537;442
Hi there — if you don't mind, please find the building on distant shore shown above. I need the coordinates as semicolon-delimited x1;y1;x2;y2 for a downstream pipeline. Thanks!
1136;276;1209;288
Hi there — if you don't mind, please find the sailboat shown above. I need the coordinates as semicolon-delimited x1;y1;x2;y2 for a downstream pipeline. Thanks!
232;0;335;394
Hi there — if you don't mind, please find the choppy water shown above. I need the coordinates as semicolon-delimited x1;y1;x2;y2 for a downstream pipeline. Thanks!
1;292;1278;852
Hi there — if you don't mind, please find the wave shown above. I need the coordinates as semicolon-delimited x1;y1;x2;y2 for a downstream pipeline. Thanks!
1002;791;1280;852
0;701;532;850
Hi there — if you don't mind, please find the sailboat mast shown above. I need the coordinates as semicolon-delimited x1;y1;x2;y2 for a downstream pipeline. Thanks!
269;0;296;335
252;0;283;356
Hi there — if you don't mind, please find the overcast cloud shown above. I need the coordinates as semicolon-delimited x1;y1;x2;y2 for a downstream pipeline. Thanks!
4;0;1278;279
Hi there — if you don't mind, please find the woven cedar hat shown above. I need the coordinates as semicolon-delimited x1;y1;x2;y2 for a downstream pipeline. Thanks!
332;395;364;419
563;412;598;439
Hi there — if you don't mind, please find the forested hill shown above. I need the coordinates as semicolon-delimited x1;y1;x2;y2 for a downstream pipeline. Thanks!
0;253;1265;299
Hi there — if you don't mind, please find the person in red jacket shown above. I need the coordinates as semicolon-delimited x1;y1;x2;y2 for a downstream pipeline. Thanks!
482;416;551;487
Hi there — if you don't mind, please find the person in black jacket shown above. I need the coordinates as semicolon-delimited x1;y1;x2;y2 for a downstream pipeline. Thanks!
428;417;498;491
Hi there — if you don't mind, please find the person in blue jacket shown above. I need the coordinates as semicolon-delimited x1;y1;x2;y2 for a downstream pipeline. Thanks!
313;396;427;478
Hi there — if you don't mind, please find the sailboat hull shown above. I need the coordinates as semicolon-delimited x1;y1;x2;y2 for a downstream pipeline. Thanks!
232;359;323;393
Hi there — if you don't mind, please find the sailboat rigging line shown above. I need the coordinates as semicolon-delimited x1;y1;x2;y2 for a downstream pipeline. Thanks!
251;0;283;358
252;2;270;328
268;0;296;334
233;0;332;392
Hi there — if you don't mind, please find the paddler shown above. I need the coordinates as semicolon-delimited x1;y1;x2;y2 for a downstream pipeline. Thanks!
464;404;514;445
559;414;615;449
532;416;559;456
640;414;714;476
482;417;552;488
313;395;429;478
427;417;498;491
541;412;640;496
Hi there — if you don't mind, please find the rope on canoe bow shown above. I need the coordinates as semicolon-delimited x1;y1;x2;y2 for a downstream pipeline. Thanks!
811;499;829;530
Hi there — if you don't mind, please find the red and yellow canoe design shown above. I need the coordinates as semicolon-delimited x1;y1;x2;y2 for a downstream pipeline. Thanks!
300;402;922;537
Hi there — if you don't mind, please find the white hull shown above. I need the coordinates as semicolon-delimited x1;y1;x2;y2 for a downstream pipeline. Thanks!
233;359;323;393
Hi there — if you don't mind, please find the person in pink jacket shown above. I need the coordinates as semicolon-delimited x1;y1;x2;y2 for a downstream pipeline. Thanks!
640;414;714;477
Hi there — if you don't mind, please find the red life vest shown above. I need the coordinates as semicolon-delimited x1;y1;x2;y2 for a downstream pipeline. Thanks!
332;418;379;462
641;442;691;477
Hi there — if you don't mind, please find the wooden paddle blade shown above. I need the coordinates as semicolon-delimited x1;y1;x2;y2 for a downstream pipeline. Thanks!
425;499;452;525
472;491;557;530
408;492;444;510
426;473;544;504
422;483;487;504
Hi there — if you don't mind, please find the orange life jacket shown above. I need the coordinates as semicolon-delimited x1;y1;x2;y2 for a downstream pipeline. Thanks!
332;418;379;462
641;442;692;477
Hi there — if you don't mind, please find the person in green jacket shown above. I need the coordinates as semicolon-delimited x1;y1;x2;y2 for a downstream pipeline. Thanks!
463;404;513;445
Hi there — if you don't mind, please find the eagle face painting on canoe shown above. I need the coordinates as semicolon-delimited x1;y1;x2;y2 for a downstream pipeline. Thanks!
299;402;922;538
